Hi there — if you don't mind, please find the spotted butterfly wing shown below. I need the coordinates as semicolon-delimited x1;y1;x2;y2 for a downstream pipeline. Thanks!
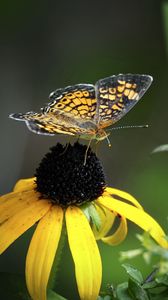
95;74;153;128
9;84;97;136
9;74;153;138
47;84;96;120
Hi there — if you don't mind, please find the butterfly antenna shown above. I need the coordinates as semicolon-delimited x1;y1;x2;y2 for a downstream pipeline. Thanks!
108;124;149;131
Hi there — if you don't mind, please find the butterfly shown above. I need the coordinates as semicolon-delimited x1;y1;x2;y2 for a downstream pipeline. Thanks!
9;74;153;142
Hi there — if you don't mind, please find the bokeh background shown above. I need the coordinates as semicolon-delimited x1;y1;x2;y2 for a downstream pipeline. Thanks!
0;0;168;299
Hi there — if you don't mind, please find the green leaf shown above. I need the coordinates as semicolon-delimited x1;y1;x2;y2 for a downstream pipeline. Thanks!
98;296;113;300
47;289;68;300
0;272;30;300
162;0;168;57
122;264;143;284
156;274;168;286
136;232;168;259
152;144;168;154
128;279;149;300
142;281;158;289
120;249;143;261
142;252;151;265
147;291;168;300
136;232;156;250
147;285;168;296
99;296;113;300
103;296;113;300
81;204;91;221
88;203;101;230
116;282;132;300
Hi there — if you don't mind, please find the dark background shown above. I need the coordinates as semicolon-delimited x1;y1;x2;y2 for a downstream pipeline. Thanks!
0;1;168;299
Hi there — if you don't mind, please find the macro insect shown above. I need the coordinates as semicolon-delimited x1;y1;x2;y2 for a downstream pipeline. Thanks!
9;74;153;142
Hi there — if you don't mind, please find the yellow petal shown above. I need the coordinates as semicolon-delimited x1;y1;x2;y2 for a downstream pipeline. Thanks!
13;177;36;192
98;196;168;249
92;204;116;240
26;205;63;300
0;190;51;254
66;206;102;300
105;187;143;210
101;216;127;246
0;190;39;221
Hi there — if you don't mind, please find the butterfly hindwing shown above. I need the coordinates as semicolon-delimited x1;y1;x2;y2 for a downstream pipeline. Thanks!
9;74;153;138
9;83;98;136
95;74;153;127
9;110;97;136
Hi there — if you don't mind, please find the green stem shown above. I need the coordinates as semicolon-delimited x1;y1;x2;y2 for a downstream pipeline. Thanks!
48;219;67;292
162;0;168;58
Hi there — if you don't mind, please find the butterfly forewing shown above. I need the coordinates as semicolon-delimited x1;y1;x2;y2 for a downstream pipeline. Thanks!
9;74;153;138
44;83;97;120
95;74;153;127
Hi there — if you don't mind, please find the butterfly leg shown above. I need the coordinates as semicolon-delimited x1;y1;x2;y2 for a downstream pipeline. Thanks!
84;138;93;166
59;136;73;156
75;135;81;144
58;142;70;156
95;140;100;156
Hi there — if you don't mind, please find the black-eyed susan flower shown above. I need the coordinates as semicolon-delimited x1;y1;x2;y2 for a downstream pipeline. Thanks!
0;143;167;300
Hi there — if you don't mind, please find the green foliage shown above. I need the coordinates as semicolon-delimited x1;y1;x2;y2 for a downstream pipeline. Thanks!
122;264;143;284
162;0;168;57
0;273;30;300
99;231;168;299
0;273;68;300
47;290;68;300
82;202;102;230
119;232;168;273
99;265;168;300
152;144;168;154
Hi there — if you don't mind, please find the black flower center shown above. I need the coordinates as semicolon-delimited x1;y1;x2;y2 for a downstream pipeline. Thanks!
35;142;106;207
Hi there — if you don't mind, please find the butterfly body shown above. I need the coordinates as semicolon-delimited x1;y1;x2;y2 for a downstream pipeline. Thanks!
9;74;153;141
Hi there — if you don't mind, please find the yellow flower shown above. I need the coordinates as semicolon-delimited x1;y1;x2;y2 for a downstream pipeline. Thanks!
0;143;167;300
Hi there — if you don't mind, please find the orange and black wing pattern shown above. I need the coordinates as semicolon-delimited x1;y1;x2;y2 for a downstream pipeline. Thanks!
95;74;153;128
9;75;153;137
9;84;97;136
45;84;96;120
9;111;97;136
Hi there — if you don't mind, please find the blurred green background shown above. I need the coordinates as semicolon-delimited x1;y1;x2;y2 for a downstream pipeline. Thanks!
0;0;168;299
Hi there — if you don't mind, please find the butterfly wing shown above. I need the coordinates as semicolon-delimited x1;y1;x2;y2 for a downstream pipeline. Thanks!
45;83;96;120
95;74;153;128
9;84;98;136
9;110;97;136
9;75;153;136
